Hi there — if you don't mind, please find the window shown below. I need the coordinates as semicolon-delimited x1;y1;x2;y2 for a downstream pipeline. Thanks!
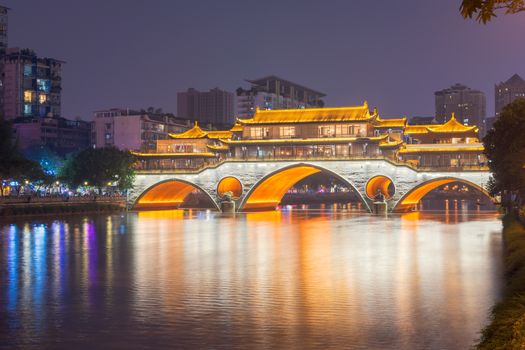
105;133;112;140
279;126;295;138
334;124;357;136
39;106;47;117
39;93;47;104
24;90;33;103
249;127;269;139
36;79;50;93
318;125;335;137
24;104;32;116
23;64;33;76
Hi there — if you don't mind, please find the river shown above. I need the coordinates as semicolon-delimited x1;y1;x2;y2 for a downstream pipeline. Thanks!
0;209;503;349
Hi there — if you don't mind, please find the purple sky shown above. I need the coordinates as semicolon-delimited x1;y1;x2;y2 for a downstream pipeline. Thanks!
4;0;524;120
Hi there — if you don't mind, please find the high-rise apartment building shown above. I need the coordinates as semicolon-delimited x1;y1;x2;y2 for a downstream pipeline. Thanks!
0;5;8;51
0;5;10;114
92;108;190;151
434;83;486;127
495;74;525;116
236;75;326;119
2;48;63;120
177;88;234;126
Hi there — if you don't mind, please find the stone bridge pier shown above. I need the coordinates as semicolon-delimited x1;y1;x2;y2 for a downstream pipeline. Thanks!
129;160;492;212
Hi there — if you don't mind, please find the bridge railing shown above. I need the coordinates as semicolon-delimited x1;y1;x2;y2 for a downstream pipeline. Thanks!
134;155;489;174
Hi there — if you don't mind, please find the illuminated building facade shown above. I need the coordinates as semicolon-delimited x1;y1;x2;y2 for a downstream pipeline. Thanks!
434;83;486;128
2;48;63;120
134;102;486;171
236;75;325;119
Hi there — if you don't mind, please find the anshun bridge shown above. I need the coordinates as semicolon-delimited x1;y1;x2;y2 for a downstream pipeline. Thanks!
128;103;493;212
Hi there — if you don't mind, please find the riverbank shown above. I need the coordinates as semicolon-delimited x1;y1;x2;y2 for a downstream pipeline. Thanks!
0;196;126;217
477;214;525;349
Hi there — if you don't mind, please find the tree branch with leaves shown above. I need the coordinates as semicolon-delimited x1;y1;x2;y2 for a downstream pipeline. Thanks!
461;0;525;22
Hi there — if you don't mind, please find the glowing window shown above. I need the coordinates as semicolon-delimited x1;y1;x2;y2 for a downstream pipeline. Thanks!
279;126;295;138
39;93;47;104
36;79;50;93
249;127;269;139
23;64;33;76
24;104;32;116
318;125;335;137
23;90;33;103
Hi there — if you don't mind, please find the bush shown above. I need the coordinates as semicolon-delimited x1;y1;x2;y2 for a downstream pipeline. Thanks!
478;214;525;349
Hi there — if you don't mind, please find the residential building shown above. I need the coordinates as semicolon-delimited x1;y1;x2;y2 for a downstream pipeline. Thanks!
92;108;190;151
495;74;525;116
0;5;10;114
2;48;63;120
0;5;8;51
177;88;234;126
236;75;326;119
434;83;486;128
12;116;91;155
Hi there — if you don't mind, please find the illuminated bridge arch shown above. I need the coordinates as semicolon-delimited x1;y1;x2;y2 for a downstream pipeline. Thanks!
239;163;370;212
134;178;220;210
365;175;395;200
392;177;494;212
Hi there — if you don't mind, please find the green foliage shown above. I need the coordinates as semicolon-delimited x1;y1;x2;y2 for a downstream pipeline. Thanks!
23;145;63;176
0;119;50;191
60;147;136;191
461;0;525;23
482;98;525;200
478;216;525;349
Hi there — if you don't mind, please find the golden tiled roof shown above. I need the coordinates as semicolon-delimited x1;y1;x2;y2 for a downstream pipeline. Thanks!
398;144;484;154
374;116;407;128
169;123;208;139
237;102;374;125
379;140;404;148
206;131;233;139
404;125;434;134
169;122;232;139
427;114;478;133
206;144;230;151
230;122;243;132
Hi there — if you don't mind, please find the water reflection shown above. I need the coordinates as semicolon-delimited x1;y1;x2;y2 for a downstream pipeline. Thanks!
0;210;503;349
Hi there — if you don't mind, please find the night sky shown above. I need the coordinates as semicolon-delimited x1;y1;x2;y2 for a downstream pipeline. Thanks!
3;0;524;120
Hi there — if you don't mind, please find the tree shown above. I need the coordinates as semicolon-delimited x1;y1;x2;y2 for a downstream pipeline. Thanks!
0;119;48;196
483;98;525;206
23;145;63;176
60;147;136;192
461;0;525;22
